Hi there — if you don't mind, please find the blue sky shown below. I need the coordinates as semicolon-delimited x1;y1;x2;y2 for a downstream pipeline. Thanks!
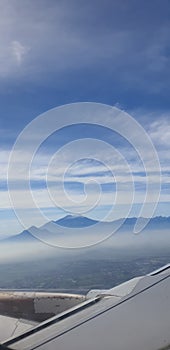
0;0;170;236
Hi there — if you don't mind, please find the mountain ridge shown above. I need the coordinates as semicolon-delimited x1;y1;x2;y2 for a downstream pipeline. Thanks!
1;215;170;244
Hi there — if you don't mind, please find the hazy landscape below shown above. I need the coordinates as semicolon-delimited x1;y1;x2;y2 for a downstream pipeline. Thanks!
0;251;169;293
0;215;169;292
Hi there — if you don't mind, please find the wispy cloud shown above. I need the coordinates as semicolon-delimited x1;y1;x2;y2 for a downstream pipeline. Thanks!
11;40;29;65
149;119;170;147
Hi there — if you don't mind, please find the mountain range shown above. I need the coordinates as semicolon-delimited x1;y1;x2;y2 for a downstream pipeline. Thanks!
1;215;170;245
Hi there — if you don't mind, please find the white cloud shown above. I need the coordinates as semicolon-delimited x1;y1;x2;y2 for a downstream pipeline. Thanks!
149;119;170;147
11;40;29;65
0;109;170;226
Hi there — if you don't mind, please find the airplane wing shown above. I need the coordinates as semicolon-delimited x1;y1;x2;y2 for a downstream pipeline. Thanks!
0;264;170;350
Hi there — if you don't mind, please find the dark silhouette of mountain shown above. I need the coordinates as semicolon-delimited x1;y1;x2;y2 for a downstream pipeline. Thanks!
54;215;98;228
119;216;170;231
1;228;39;244
1;215;170;244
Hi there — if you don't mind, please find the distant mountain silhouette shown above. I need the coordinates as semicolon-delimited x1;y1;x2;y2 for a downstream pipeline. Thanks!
120;216;170;231
2;228;39;244
54;215;98;228
1;215;170;244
